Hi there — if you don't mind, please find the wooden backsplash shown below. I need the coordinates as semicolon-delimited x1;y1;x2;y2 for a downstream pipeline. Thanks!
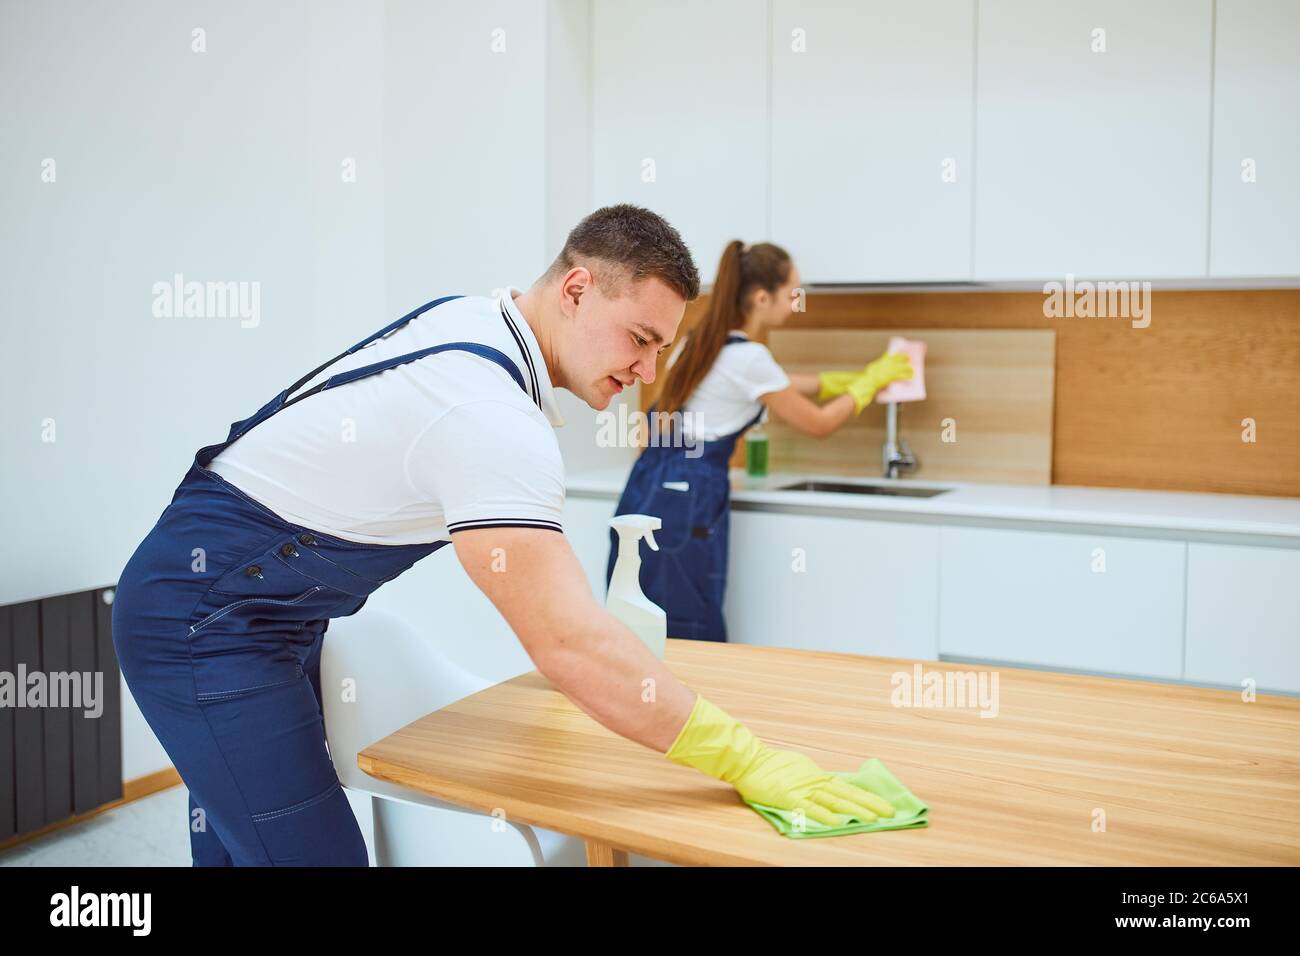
767;328;1056;484
640;289;1300;498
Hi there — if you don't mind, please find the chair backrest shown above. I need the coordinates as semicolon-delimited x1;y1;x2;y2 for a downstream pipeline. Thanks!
319;608;492;796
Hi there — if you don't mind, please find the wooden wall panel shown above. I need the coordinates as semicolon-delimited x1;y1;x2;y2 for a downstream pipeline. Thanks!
643;290;1300;497
767;328;1056;484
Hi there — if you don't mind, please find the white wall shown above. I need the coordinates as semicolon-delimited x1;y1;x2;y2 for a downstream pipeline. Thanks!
383;0;547;307
3;0;318;608
591;0;769;286
0;0;625;780
1;0;378;778
544;0;642;477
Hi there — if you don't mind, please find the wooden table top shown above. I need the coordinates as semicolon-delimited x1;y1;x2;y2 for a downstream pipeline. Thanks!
356;639;1300;866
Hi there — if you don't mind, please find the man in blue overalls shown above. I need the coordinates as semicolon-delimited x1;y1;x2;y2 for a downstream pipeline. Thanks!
112;205;898;865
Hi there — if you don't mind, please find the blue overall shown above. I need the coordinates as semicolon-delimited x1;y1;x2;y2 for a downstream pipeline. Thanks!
111;295;532;866
603;335;764;643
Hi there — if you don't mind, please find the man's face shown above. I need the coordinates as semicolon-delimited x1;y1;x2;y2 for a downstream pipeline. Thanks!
560;270;685;411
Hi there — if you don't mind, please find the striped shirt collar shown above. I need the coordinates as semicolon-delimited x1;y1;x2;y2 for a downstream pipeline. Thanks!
498;286;566;428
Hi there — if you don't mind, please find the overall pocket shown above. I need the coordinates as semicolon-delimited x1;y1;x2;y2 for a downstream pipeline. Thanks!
188;585;326;637
186;534;361;702
187;585;324;702
641;479;698;554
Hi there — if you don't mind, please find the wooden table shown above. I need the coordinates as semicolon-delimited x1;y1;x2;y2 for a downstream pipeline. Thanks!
356;639;1300;866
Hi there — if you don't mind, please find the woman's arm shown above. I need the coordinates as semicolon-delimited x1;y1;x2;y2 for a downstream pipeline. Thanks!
786;372;823;397
759;386;855;438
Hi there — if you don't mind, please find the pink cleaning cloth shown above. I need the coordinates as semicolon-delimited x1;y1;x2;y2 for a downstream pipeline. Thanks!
874;336;926;403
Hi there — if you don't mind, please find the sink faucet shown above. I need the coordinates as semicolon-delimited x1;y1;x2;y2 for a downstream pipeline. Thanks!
882;401;917;479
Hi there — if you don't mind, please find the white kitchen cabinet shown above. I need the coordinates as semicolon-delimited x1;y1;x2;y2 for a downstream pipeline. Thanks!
591;0;768;284
1208;0;1300;277
939;526;1185;678
562;494;619;601
564;496;942;658
1185;543;1300;693
974;0;1214;279
770;0;976;282
724;510;940;659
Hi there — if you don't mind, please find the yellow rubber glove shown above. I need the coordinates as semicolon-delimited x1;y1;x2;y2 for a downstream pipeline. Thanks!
817;370;858;401
846;352;913;415
665;694;895;827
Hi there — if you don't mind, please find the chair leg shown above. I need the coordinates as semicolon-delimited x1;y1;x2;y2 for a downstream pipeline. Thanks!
371;795;392;867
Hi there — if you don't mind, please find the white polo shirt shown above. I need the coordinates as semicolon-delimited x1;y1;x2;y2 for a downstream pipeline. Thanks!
667;331;791;441
205;287;567;545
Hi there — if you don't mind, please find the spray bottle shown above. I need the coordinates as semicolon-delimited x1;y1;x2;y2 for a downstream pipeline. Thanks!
606;514;667;660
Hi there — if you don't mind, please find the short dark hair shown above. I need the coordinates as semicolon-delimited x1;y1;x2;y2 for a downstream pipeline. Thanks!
545;204;701;301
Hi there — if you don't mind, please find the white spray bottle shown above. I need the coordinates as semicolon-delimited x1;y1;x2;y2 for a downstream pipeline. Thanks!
606;514;667;660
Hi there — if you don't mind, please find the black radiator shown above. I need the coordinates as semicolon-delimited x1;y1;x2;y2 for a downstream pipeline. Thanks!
0;586;123;842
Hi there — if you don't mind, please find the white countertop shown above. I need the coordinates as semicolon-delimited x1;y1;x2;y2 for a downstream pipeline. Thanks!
567;464;1300;540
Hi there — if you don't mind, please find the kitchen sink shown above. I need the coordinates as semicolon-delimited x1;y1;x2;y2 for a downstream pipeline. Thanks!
774;480;950;498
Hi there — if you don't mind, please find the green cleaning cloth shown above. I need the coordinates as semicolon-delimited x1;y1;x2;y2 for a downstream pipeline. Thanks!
744;758;928;839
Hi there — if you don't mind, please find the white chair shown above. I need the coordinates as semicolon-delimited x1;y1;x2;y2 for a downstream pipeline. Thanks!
319;608;588;866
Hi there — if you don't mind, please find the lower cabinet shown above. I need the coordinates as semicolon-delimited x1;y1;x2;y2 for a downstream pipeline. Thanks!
724;510;940;659
564;492;1300;693
562;496;620;602
1185;543;1300;694
938;525;1186;680
567;497;941;659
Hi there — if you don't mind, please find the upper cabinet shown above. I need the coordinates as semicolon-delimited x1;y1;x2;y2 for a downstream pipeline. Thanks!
770;0;976;283
591;0;768;285
589;0;1297;284
1209;0;1300;277
974;0;1214;280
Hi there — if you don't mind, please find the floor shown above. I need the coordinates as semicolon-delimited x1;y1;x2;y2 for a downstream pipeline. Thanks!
0;784;674;866
1;785;194;866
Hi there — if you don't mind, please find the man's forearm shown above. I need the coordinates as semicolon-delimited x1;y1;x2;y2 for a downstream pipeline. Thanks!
538;605;697;754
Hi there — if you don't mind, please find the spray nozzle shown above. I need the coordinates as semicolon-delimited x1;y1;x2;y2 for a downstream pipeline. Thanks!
610;513;661;552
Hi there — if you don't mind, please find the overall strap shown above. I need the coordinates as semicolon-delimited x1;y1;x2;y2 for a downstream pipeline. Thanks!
740;402;766;432
644;334;758;428
280;294;467;409
196;296;529;467
725;333;766;431
280;340;525;412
